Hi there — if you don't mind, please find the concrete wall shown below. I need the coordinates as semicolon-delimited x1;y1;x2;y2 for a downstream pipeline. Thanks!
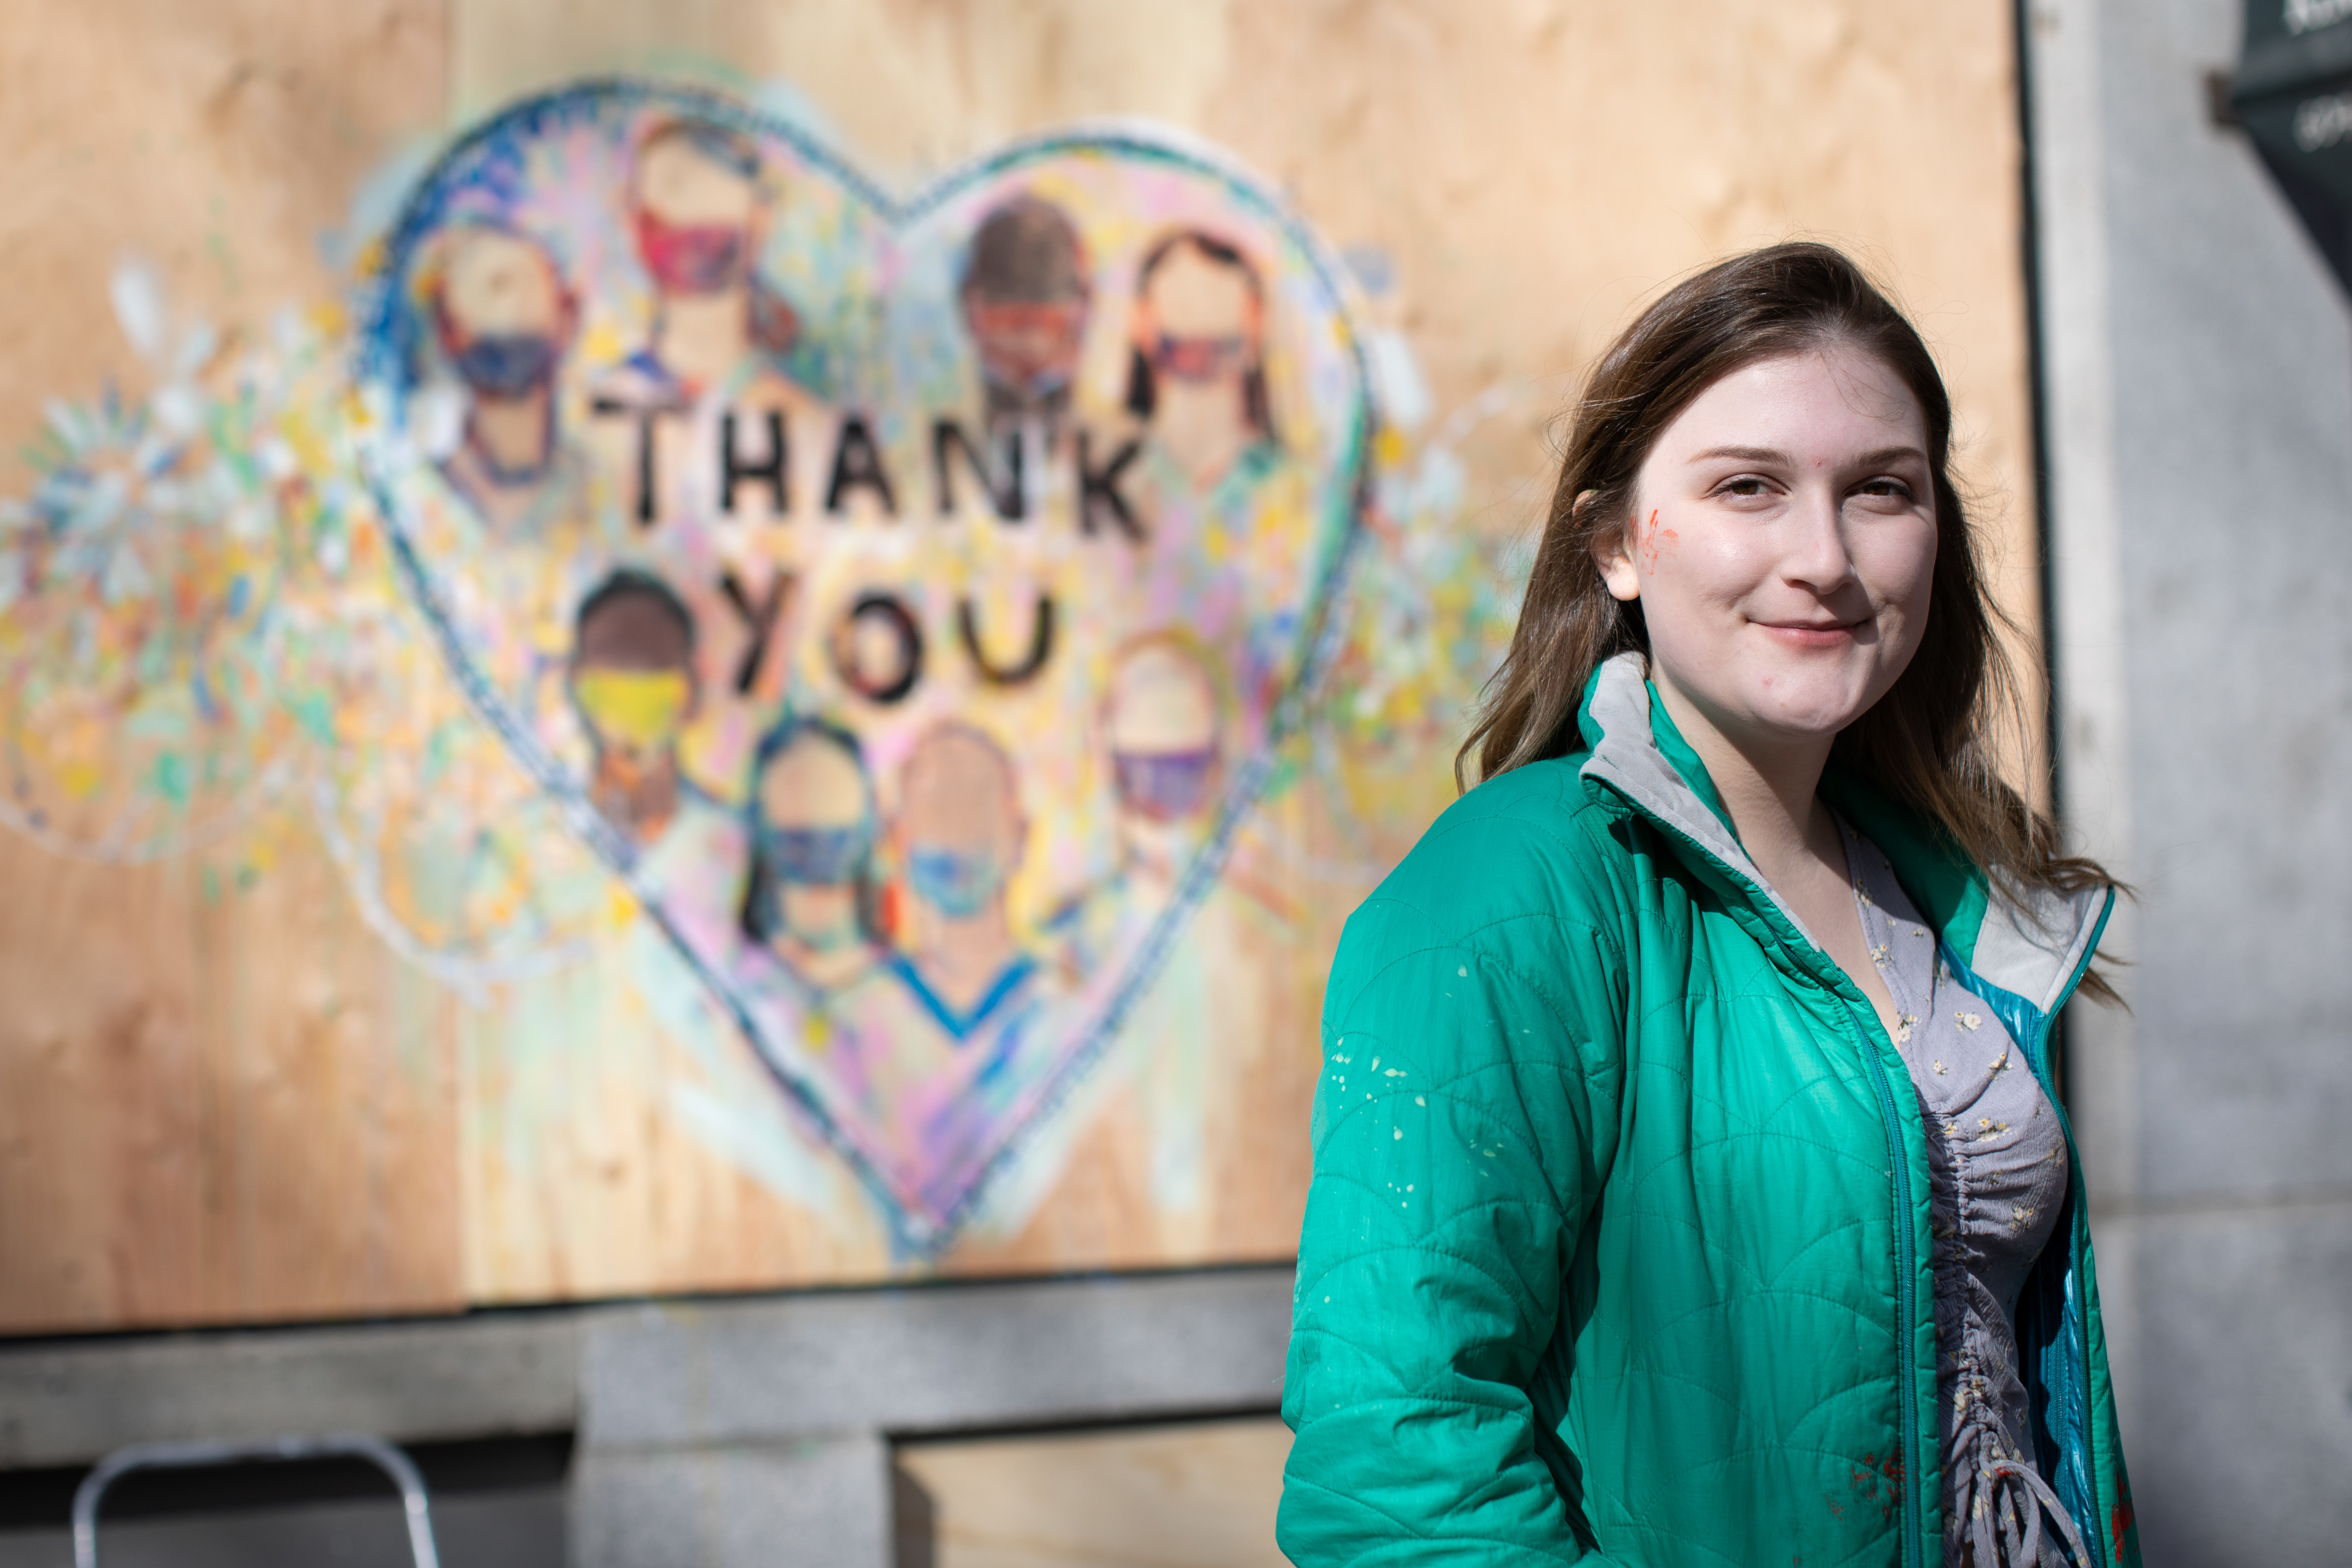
2030;1;2352;1563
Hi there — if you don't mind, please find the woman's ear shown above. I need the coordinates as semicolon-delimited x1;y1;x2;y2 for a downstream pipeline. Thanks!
1584;492;1643;603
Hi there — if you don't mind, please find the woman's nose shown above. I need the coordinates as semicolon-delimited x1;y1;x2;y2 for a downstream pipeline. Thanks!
1783;488;1858;591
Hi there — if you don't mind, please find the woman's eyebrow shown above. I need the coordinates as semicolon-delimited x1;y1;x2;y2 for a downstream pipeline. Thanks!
1686;445;1791;465
1853;445;1930;468
1686;444;1928;468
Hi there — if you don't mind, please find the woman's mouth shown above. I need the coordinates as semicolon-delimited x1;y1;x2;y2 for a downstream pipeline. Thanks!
1754;618;1865;650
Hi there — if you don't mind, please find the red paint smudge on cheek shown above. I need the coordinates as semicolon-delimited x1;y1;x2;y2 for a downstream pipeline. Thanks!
1640;509;1664;569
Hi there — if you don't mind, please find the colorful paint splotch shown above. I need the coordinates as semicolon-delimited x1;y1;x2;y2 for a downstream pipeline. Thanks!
347;83;1371;1246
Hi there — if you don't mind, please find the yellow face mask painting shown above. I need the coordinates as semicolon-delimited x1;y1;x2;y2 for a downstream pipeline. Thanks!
572;668;692;752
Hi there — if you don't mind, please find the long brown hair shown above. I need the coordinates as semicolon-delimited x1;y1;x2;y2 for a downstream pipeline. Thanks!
1460;243;2119;977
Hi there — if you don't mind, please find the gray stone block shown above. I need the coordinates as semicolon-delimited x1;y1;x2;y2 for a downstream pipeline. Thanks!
569;1436;892;1568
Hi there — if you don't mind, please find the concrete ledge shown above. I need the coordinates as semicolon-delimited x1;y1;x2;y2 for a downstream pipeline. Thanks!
578;1268;1294;1449
0;1314;580;1468
0;1265;1294;1469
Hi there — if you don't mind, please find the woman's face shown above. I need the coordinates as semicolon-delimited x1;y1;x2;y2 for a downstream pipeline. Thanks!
1596;344;1938;755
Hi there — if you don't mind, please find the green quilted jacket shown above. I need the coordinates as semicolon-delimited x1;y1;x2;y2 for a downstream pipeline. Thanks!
1280;654;2139;1567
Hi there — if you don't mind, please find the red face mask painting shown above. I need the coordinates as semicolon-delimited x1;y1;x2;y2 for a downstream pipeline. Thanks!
965;297;1088;396
1149;332;1253;382
635;209;751;295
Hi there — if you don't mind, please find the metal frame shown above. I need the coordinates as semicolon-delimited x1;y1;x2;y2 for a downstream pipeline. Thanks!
70;1432;441;1568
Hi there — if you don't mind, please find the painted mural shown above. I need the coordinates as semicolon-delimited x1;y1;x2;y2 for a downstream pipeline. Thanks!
0;80;1522;1270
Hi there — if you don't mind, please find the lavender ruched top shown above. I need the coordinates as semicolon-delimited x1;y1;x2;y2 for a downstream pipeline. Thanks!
1840;819;2090;1568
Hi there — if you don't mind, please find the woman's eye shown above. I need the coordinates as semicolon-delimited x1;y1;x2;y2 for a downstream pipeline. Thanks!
1857;477;1914;500
1717;476;1771;497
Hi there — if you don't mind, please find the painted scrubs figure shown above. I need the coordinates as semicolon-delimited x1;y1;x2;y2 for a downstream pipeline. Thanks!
408;221;628;742
1079;633;1295;1240
739;718;885;995
882;722;1044;1039
593;116;818;434
426;221;590;534
812;721;1065;1219
961;193;1092;450
1046;633;1231;980
1280;245;2139;1567
1120;231;1310;722
729;717;908;1172
586;115;836;705
566;569;744;957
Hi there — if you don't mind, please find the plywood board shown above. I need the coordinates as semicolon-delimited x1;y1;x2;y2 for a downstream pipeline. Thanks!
895;1417;1292;1568
0;0;2039;1330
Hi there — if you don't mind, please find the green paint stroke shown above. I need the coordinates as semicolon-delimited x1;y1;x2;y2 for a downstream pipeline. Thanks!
151;749;190;806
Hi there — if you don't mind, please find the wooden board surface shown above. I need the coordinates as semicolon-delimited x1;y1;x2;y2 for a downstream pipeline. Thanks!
895;1417;1293;1568
0;0;2038;1332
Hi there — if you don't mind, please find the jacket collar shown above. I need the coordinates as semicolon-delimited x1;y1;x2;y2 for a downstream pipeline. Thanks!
1574;651;2110;1019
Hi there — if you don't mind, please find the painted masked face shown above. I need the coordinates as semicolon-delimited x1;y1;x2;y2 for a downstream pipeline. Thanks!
452;333;562;399
635;210;751;295
1149;333;1251;382
967;297;1088;399
1112;747;1218;822
572;668;693;755
433;226;573;403
904;845;1005;921
760;822;872;887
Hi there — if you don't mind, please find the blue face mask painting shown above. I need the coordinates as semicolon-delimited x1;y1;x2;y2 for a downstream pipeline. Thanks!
452;333;563;399
760;822;872;887
1011;365;1072;400
905;845;1005;920
1112;747;1218;822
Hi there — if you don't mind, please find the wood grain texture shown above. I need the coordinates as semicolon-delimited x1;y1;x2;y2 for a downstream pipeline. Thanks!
452;920;896;1305
0;0;447;494
0;812;466;1332
896;1416;1293;1568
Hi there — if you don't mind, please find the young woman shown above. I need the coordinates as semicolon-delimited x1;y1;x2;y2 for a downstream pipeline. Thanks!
1279;244;2138;1568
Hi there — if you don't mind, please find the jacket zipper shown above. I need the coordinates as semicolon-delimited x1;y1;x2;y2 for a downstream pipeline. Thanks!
1601;795;1928;1568
1835;1002;1927;1568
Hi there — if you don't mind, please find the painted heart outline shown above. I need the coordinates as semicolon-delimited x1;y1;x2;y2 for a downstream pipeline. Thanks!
352;80;1371;1252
